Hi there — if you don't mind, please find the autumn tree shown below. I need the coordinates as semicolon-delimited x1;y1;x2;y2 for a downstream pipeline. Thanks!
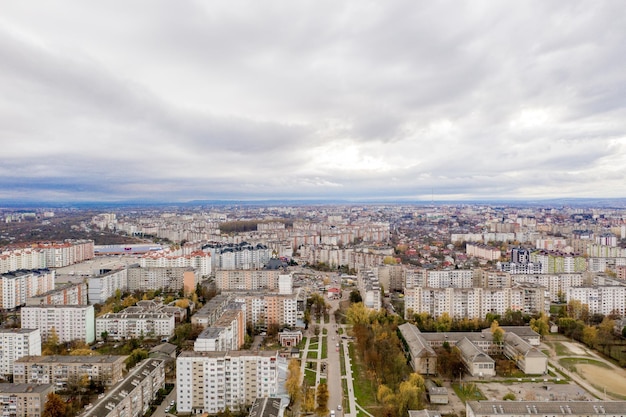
302;386;316;413
315;383;329;416
125;348;149;370
396;373;425;417
529;312;550;337
491;320;504;348
42;392;67;417
285;359;302;406
582;325;597;348
435;312;452;332
42;328;62;356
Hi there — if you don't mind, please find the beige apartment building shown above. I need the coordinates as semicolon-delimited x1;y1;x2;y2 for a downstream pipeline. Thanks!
0;383;53;417
13;355;126;389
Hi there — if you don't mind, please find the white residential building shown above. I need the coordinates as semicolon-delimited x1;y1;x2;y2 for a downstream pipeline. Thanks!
0;270;55;310
404;286;547;320
566;286;626;316
0;329;41;376
21;305;95;344
139;250;212;276
510;274;583;302
176;351;281;414
88;268;128;304
426;270;474;288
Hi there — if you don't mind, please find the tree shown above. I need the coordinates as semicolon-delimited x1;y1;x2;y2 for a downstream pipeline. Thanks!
396;373;425;416
346;302;371;326
530;312;550;337
435;313;452;332
285;359;302;407
125;348;149;370
42;328;62;356
42;392;67;417
315;383;329;416
491;320;504;347
581;325;597;348
349;290;363;304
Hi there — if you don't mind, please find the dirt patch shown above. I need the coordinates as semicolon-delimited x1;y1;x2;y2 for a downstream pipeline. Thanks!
577;364;626;397
561;342;587;355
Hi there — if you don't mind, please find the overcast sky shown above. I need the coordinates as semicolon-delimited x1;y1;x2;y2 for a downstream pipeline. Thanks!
1;1;625;202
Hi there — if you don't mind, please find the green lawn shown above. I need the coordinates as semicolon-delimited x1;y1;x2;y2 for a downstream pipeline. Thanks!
348;343;377;407
297;337;308;349
304;368;316;387
452;382;487;403
559;357;612;369
553;342;571;356
307;350;318;359
321;337;328;359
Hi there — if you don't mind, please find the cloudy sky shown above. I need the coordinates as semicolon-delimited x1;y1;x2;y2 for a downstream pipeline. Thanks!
1;1;625;202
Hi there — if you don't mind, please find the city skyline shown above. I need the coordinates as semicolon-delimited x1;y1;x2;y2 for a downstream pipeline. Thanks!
2;1;626;203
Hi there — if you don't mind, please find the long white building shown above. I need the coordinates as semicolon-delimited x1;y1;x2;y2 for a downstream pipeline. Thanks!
404;286;549;319
176;351;281;414
566;286;626;316
139;250;212;276
21;305;95;344
0;329;41;376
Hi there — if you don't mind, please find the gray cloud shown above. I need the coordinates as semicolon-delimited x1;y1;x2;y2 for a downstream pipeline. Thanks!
1;1;625;202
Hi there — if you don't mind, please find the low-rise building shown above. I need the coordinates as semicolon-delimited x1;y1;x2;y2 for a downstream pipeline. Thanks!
467;401;626;417
456;337;495;377
398;323;437;375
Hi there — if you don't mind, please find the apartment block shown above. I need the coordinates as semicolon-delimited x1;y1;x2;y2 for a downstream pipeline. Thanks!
88;268;128;304
403;286;548;320
96;312;175;341
176;351;281;414
202;242;271;270
191;294;234;329
466;243;501;261
232;293;298;328
0;383;53;417
127;266;199;294
13;355;126;389
21;305;95;344
509;274;583;302
194;307;246;352
215;270;284;291
0;329;41;376
0;240;94;274
358;270;382;310
82;359;165;417
426;270;474;288
34;240;95;268
26;282;87;306
0;249;46;274
0;269;55;310
139;250;212;276
566;286;626;316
